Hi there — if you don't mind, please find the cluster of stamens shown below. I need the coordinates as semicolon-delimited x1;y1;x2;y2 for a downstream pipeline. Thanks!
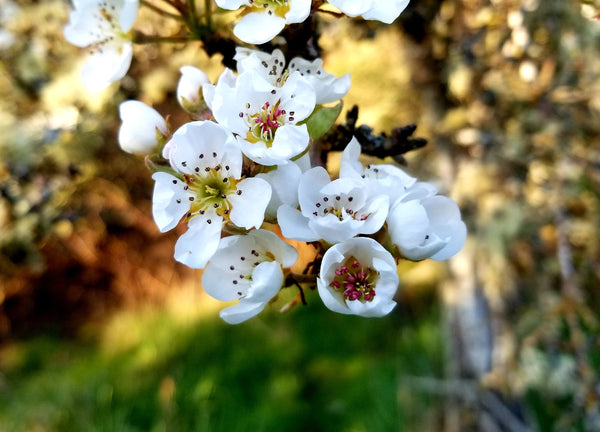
330;257;378;302
174;159;240;223
243;100;294;145
311;194;368;222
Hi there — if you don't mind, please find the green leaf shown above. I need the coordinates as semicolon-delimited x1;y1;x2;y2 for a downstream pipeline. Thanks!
304;102;343;141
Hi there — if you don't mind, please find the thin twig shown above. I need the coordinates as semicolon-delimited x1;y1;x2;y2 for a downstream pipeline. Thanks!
133;31;191;44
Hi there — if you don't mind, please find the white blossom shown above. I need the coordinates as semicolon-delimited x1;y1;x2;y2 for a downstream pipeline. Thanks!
277;166;389;244
340;137;416;204
202;229;298;324
212;69;316;166
152;121;271;269
118;100;168;154
317;237;398;317
216;0;311;45
64;0;138;91
328;0;410;24
234;47;351;104
387;183;467;261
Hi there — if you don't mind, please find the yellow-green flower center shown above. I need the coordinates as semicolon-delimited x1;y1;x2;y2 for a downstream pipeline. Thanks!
184;166;239;220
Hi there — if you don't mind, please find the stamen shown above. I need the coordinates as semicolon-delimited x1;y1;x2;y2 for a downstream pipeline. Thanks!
330;256;379;302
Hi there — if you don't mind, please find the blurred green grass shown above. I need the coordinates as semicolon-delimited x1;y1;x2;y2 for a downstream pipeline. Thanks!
0;296;443;432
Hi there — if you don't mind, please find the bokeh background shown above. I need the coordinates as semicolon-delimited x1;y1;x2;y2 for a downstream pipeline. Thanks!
1;0;600;430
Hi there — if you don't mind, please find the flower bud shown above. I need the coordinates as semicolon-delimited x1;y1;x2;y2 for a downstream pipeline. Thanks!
177;66;210;116
118;100;168;155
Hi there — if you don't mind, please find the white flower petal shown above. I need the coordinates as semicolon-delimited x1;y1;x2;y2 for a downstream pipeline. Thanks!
278;73;316;121
202;257;252;301
233;12;286;45
212;71;273;135
80;43;132;92
422;195;461;226
174;213;223;268
177;65;210;106
203;68;236;110
235;48;286;83
317;276;350;315
287;57;351;104
356;194;389;234
362;0;410;24
309;215;363;244
277;205;320;242
429;221;467;260
298;167;331;215
398;182;437;202
168;121;242;177
256;162;302;220
339;137;365;180
151;172;191;232
398;234;447;262
203;229;297;304
119;0;139;31
285;0;311;23
247;261;284;302
215;0;247;9
229;177;271;229
327;0;372;16
219;260;283;324
269;123;309;161
314;73;351;104
220;301;265;325
64;11;98;47
387;199;429;249
118;100;166;154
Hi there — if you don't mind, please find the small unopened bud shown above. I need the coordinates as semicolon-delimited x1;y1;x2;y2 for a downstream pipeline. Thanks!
118;100;168;154
177;66;210;116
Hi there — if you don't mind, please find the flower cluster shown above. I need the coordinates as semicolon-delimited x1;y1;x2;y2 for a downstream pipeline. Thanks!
64;0;466;324
63;1;410;91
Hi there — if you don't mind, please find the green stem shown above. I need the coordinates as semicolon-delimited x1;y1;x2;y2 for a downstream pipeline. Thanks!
145;155;182;179
204;0;213;29
186;0;203;36
140;0;184;20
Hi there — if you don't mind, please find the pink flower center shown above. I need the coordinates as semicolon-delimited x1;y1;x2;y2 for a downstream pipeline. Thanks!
246;101;286;145
330;256;379;302
255;102;284;134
